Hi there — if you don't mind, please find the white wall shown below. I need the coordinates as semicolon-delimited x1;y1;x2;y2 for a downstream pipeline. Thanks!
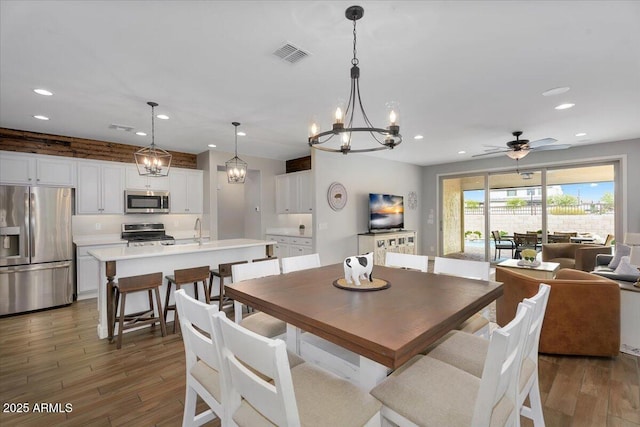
217;169;247;239
313;149;423;265
421;138;640;257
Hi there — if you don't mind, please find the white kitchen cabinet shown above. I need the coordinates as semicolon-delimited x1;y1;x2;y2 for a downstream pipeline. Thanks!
125;166;170;191
0;152;76;186
169;169;203;213
358;230;417;266
266;234;313;259
77;161;125;214
275;170;312;214
76;242;126;299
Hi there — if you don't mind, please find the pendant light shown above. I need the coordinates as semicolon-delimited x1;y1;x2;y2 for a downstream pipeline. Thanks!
308;5;402;154
225;121;247;184
134;101;172;176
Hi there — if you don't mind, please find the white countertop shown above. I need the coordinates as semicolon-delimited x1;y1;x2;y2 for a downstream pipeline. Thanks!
73;231;210;246
265;228;313;238
88;238;274;262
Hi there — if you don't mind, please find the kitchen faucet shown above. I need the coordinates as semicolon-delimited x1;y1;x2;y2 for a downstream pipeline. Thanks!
194;217;202;245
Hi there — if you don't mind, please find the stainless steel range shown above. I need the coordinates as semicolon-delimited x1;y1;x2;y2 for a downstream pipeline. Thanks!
122;223;175;247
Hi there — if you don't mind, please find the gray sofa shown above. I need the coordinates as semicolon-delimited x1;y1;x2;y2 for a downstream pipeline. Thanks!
591;253;639;283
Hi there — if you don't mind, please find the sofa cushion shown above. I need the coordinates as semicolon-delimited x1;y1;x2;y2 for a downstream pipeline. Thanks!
614;256;640;277
608;243;631;269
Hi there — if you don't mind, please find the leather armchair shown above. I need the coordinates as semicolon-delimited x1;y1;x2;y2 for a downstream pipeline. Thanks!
541;243;612;272
496;267;620;357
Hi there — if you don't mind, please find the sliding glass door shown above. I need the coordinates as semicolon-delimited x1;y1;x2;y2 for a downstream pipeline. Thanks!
439;160;619;262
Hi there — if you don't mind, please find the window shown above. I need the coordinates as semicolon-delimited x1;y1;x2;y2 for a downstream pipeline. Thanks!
507;190;516;197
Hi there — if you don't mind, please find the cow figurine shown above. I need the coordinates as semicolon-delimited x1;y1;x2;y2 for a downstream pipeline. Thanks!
343;252;374;286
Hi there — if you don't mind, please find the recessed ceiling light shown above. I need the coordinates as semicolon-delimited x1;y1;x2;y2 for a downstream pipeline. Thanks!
156;114;169;120
575;132;587;137
458;150;466;154
542;87;570;96
33;115;49;120
33;88;53;96
414;135;424;140
135;131;147;136
236;131;246;136
555;103;575;110
208;144;217;148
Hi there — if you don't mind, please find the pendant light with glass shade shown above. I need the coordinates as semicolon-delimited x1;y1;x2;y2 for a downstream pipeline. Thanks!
226;121;247;184
134;101;172;176
308;5;402;154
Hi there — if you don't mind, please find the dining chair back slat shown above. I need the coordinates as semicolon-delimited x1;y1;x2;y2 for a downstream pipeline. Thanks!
281;253;321;274
519;283;551;425
211;311;299;426
174;289;223;426
473;302;531;426
232;258;281;283
384;252;428;272
433;257;490;280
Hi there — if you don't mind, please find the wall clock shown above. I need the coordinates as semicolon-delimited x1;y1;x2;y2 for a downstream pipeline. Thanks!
327;182;347;211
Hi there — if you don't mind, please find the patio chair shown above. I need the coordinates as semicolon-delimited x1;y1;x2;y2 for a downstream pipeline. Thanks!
547;234;571;243
513;232;539;259
491;230;515;260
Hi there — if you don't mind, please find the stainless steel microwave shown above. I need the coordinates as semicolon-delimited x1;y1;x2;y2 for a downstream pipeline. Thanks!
124;190;170;214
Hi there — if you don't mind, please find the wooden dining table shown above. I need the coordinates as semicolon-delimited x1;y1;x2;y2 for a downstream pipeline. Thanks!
225;263;503;390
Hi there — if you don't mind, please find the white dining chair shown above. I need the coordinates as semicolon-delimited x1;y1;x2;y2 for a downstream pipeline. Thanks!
371;302;532;427
210;310;382;427
384;252;428;272
174;289;223;427
433;256;492;338
232;258;287;338
281;253;321;274
427;283;551;427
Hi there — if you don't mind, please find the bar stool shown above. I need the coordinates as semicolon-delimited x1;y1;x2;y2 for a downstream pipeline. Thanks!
209;260;248;311
113;272;167;349
164;266;211;333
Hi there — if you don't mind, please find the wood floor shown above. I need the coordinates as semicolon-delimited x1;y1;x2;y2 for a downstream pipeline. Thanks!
1;299;638;427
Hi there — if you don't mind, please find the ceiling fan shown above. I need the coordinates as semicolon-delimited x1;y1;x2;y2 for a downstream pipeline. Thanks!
473;131;571;171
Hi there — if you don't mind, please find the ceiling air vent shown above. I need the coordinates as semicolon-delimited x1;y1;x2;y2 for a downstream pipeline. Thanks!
109;124;134;132
273;43;309;64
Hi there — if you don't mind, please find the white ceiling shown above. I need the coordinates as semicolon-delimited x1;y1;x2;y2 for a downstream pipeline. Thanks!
1;1;639;166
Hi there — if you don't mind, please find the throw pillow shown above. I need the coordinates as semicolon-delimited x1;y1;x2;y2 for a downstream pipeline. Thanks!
614;256;640;277
608;243;631;269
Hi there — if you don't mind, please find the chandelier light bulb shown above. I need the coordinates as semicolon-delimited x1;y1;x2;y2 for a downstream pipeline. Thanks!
335;107;343;124
389;110;397;125
310;122;318;137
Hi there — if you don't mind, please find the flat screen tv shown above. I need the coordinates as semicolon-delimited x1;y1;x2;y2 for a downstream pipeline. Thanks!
369;193;404;232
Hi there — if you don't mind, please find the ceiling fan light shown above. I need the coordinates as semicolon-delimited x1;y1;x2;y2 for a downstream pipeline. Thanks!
506;150;529;160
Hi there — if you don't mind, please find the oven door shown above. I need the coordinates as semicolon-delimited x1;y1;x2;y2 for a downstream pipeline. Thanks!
125;190;170;214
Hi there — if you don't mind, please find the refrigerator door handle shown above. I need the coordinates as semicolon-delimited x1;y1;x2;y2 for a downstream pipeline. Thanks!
29;189;35;260
0;261;71;274
25;189;31;261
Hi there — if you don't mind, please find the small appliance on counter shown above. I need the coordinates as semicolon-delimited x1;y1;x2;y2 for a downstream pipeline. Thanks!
122;223;175;247
1;185;75;316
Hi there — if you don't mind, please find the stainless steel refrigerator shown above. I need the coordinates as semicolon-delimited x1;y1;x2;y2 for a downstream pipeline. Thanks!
0;186;74;315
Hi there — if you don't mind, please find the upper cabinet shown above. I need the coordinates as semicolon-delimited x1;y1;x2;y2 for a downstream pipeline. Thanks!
169;169;203;214
125;166;170;191
77;161;125;214
275;170;312;214
0;152;76;187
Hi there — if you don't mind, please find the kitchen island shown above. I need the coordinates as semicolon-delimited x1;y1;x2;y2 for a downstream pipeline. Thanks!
89;239;274;340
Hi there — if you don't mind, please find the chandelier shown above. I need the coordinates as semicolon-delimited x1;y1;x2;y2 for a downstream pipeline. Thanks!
225;121;247;184
134;101;172;177
308;5;402;154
